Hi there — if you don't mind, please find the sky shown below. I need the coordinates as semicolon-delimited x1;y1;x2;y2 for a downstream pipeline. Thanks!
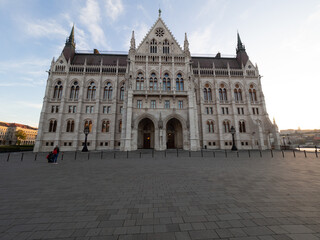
0;0;319;130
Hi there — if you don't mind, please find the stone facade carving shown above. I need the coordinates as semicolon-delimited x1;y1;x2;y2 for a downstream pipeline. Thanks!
34;15;280;152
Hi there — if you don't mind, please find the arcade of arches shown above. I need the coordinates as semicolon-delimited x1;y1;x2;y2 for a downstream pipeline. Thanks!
137;117;183;149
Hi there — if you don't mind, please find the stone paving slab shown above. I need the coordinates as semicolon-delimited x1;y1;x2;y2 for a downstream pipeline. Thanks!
0;151;320;239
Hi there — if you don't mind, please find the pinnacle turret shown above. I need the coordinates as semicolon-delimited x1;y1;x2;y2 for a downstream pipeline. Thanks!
130;31;136;50
237;31;245;53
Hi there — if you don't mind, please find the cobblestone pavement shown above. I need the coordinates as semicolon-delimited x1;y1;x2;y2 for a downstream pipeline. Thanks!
0;150;320;240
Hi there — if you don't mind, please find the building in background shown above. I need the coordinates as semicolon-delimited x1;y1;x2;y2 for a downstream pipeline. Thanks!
0;122;38;145
34;12;280;152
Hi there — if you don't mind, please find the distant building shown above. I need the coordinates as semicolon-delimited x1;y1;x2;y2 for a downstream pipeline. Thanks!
280;129;320;147
34;13;280;152
0;122;38;145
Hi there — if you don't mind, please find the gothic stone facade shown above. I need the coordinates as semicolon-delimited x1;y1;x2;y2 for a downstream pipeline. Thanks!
34;16;280;152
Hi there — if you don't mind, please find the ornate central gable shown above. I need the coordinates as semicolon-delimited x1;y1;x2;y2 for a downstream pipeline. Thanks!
136;17;184;55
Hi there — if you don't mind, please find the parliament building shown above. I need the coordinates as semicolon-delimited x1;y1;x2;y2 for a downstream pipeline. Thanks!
34;14;280;152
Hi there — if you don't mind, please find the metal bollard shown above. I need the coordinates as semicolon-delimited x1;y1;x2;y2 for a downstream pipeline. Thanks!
189;151;191;157
237;151;239;158
282;150;284;158
61;152;64;161
140;151;142;158
21;153;24;161
248;150;250;158
7;153;10;162
270;149;273;158
293;150;296;158
304;150;307;158
213;151;215;158
114;152;116;159
259;150;262;158
316;150;318;158
201;149;203;158
152;149;154;158
88;153;90;160
34;153;37;161
75;151;77;160
177;149;179;157
127;150;129;158
225;150;227;158
101;151;103;159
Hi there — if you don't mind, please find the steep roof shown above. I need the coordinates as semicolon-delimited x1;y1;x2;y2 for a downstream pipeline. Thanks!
72;53;127;66
191;57;242;69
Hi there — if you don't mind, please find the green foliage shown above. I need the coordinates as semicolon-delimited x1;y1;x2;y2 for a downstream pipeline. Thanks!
0;145;34;152
15;130;27;145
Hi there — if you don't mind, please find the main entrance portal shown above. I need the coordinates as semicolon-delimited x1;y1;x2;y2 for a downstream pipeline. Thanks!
166;118;183;149
138;118;154;149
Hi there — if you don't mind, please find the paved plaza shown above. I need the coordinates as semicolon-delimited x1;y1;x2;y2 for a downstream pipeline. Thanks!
0;150;320;240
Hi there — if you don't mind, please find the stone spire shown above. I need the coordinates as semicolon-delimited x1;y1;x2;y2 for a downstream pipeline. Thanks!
130;31;135;50
158;8;162;18
63;25;76;61
237;31;245;53
236;31;248;66
184;32;190;56
66;24;75;48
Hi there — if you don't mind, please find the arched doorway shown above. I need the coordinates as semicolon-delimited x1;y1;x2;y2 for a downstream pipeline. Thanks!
138;118;155;149
166;118;183;149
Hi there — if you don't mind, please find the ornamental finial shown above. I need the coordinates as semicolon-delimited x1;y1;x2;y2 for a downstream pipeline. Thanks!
159;8;161;17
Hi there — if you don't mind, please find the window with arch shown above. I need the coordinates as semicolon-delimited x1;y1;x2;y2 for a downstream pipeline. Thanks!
103;82;113;100
234;84;243;102
70;81;79;100
163;39;170;54
162;73;171;91
223;120;231;133
249;84;257;103
136;72;144;90
149;73;158;90
203;84;212;101
239;120;246;133
176;73;184;91
207;120;214;133
120;83;125;100
150;39;157;53
86;81;96;100
53;81;63;99
49;120;57;132
84;120;92;132
102;120;110;133
66;120;75;132
219;84;227;101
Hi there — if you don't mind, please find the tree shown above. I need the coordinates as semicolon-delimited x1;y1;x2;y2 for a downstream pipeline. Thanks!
15;130;27;145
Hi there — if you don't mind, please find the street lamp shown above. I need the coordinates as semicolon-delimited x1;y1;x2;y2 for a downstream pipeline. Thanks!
82;126;90;152
230;126;237;151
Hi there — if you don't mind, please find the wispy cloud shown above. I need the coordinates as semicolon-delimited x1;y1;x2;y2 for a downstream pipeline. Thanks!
105;0;124;21
24;19;68;39
80;0;109;49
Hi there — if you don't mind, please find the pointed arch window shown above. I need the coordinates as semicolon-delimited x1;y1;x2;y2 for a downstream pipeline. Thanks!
49;120;57;132
176;73;184;91
70;81;79;100
204;87;212;101
102;120;110;133
219;84;227;101
150;39;157;53
207;120;214;133
87;81;96;100
162;73;171;91
53;81;63;99
239;120;246;133
223;120;231;133
249;85;258;103
120;83;125;100
163;39;170;54
203;88;208;101
234;84;243;102
103;82;113;100
136;72;144;90
149;73;158;90
66;120;75;132
84;120;92;133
